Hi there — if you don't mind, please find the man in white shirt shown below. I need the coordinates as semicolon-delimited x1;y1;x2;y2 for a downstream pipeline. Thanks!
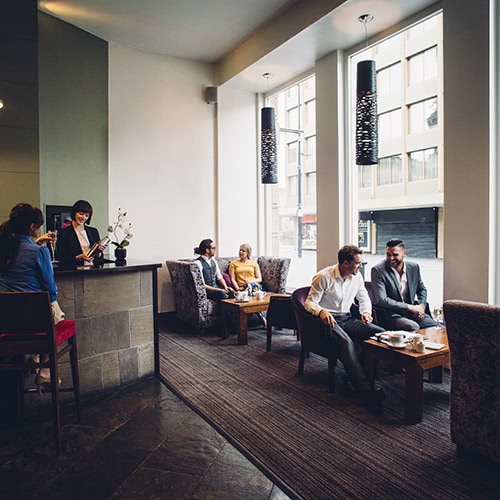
305;245;385;405
371;239;436;331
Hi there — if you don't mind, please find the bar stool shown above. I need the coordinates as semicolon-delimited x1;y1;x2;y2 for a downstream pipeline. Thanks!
0;291;81;456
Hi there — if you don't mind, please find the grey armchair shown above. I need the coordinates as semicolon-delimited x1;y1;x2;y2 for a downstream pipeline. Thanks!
443;299;500;463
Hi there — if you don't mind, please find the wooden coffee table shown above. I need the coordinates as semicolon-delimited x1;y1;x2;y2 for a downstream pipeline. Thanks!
221;293;281;345
363;327;450;424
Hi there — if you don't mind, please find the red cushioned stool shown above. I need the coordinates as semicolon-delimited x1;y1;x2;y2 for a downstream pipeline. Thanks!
0;291;81;456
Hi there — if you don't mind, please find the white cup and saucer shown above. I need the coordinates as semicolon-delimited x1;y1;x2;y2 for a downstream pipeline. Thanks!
234;291;249;302
388;332;406;348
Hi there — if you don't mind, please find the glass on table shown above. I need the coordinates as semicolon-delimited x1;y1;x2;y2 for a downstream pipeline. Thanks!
432;306;443;327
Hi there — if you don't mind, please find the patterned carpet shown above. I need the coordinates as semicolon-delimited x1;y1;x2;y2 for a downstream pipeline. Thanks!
158;321;498;500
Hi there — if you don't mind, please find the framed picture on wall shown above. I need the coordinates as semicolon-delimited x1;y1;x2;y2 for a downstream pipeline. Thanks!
45;204;73;232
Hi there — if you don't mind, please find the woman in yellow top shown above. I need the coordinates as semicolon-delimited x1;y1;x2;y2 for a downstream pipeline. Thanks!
229;243;262;291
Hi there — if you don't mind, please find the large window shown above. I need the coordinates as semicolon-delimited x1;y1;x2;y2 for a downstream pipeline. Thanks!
377;63;401;97
409;147;438;181
359;165;372;188
287;175;298;195
378;155;402;185
287;141;298;164
379;108;402;139
407;14;439;39
267;75;317;289
408;97;438;133
304;136;315;157
304;100;316;128
305;172;316;196
408;46;438;86
352;13;443;309
287;107;299;129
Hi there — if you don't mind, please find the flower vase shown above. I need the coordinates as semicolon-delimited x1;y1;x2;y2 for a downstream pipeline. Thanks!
114;247;127;265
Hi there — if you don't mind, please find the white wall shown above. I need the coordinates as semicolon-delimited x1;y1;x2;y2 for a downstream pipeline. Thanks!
217;86;259;256
108;44;216;312
108;45;262;312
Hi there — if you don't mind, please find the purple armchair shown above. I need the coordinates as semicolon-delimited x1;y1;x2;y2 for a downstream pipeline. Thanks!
291;286;338;392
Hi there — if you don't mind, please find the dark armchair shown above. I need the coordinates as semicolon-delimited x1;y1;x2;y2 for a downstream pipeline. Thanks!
443;299;500;463
266;294;297;352
291;286;338;392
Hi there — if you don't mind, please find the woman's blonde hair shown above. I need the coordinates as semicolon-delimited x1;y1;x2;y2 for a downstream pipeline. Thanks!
240;243;252;259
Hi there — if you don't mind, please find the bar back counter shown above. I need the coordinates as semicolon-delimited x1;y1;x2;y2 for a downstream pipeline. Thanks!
54;259;161;395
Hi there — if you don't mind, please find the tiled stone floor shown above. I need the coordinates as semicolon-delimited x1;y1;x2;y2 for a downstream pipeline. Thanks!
0;377;291;500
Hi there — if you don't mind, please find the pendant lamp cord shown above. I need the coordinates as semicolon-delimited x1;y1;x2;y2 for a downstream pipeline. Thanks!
358;14;373;50
263;72;272;101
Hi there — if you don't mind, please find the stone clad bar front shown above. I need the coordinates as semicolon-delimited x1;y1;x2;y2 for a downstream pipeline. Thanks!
54;260;161;395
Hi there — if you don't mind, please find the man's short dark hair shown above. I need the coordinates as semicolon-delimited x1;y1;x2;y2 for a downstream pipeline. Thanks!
338;245;363;264
386;239;405;249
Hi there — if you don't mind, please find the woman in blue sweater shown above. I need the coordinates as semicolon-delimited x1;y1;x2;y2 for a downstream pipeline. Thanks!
0;203;62;388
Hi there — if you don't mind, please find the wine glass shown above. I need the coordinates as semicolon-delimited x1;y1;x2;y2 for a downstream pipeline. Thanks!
50;230;58;263
433;306;443;327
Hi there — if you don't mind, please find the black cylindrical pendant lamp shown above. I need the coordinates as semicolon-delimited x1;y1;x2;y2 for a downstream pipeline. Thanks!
261;106;278;184
356;60;378;165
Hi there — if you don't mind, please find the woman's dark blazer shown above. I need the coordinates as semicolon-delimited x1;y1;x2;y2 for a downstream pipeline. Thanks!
56;224;102;267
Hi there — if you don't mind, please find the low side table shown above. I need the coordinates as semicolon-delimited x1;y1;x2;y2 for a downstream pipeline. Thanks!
363;327;450;424
221;293;281;345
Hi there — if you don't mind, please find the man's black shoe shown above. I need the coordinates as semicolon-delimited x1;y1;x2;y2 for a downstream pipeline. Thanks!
361;387;385;408
341;375;356;395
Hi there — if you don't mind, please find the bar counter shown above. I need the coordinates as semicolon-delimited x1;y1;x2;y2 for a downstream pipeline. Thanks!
54;259;161;395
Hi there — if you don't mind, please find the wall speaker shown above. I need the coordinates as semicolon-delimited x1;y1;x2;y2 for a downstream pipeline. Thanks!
205;86;217;104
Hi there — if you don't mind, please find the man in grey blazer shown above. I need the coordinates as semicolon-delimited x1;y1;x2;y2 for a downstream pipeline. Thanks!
370;239;437;331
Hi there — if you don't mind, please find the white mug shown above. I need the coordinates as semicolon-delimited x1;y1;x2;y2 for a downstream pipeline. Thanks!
255;291;265;300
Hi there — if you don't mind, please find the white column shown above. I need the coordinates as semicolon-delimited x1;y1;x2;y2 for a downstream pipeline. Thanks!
442;0;492;302
315;50;345;270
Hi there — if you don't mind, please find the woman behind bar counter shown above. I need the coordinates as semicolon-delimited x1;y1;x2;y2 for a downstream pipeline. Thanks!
0;202;63;389
56;199;107;267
